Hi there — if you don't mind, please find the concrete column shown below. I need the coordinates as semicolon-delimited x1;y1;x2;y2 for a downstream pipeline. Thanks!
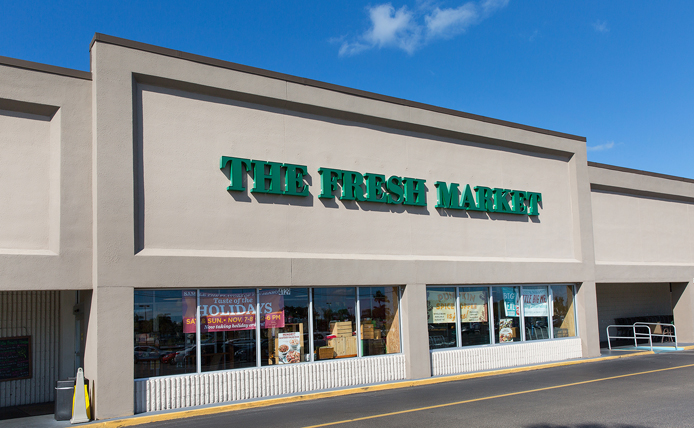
575;281;601;357
401;283;431;379
83;286;134;419
58;291;78;380
672;280;694;343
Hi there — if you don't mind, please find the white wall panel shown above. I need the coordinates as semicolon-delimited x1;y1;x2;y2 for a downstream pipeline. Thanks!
431;338;582;377
0;291;59;407
134;354;405;414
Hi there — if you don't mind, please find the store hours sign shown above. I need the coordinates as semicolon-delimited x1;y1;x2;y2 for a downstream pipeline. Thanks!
220;156;543;216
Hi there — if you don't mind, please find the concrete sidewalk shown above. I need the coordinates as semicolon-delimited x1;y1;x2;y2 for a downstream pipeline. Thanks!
4;344;693;428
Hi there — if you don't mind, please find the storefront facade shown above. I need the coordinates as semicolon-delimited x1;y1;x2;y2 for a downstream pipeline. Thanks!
1;34;693;420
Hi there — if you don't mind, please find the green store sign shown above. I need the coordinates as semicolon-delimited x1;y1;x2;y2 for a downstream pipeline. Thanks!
220;156;542;216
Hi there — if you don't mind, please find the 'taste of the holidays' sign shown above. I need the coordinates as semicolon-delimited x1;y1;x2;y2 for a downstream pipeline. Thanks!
220;156;542;216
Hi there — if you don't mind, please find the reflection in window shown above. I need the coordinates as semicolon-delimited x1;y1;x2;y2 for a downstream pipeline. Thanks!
522;286;550;341
552;285;576;337
427;287;457;349
359;287;401;356
134;290;196;379
198;289;257;372
313;288;356;360
460;287;490;346
493;287;520;343
260;288;309;366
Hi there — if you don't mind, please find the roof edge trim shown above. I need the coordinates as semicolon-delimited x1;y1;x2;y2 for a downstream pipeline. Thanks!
0;55;91;80
91;33;586;142
588;161;694;184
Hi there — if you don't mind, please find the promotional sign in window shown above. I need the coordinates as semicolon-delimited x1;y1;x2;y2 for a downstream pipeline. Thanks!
182;290;284;333
276;332;301;364
522;288;548;317
427;290;456;323
460;291;488;322
502;287;519;317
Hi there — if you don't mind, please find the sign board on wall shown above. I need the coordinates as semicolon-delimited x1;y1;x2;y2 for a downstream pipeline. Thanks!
182;290;284;333
277;332;301;364
0;336;31;382
522;288;549;317
427;290;456;324
502;287;520;317
220;156;543;216
460;291;488;323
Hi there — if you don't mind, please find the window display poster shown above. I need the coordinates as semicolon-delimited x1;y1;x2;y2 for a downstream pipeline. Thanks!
522;288;548;317
427;290;456;323
182;290;285;333
277;332;301;364
502;287;520;317
460;291;488;322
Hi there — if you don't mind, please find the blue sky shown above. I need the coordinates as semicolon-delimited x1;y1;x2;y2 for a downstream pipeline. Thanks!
2;1;692;178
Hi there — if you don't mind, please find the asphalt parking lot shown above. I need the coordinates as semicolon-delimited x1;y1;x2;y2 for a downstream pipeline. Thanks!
138;350;694;428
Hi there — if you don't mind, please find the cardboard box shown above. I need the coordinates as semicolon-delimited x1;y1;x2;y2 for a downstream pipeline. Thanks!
318;347;334;359
329;321;353;336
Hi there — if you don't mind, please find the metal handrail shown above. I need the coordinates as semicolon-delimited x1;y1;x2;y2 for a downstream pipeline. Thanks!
606;324;652;351
606;322;679;351
633;322;678;349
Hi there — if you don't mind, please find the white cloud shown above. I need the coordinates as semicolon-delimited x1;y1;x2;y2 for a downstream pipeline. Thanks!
587;141;616;152
425;4;477;40
338;0;509;56
592;20;609;33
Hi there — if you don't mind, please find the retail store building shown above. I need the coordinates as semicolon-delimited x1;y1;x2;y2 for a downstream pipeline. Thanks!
1;34;693;420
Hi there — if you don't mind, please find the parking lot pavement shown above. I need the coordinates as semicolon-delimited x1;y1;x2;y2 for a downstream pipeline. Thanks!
128;350;694;428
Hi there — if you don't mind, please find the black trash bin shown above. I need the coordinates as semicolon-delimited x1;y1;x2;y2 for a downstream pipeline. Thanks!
55;378;75;421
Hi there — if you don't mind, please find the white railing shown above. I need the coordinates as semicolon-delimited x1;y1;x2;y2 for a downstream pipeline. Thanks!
606;322;678;351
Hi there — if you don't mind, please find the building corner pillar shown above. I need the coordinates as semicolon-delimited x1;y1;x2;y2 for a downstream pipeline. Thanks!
83;286;134;420
576;281;601;358
401;283;431;379
672;280;694;343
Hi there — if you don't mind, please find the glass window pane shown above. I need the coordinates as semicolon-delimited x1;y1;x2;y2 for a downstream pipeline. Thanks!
522;286;550;341
313;288;357;360
459;287;490;346
426;287;457;349
134;289;196;379
359;287;401;356
552;285;576;337
492;287;520;343
198;289;257;372
260;288;309;366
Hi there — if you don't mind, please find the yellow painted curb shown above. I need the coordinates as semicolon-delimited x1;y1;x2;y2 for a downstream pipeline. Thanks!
86;349;663;428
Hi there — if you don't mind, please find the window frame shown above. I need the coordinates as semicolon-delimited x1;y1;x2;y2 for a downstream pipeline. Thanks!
134;286;405;380
427;284;578;353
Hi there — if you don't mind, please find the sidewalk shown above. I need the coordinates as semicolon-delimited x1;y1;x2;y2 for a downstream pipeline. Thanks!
4;344;693;428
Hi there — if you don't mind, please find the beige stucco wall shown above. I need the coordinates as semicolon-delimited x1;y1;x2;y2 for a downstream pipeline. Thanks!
0;110;52;250
592;191;694;264
589;165;694;283
0;63;92;291
138;84;577;260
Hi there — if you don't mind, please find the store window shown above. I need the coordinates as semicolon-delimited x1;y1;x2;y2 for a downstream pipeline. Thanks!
522;286;550;341
359;287;401;356
460;287;490;346
552;285;576;337
313;287;357;360
135;286;403;378
427;284;577;352
134;290;196;379
426;287;457;349
197;289;257;372
493;287;521;343
260;288;309;366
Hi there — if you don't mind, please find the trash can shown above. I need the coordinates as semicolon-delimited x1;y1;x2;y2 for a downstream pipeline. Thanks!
55;378;75;421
